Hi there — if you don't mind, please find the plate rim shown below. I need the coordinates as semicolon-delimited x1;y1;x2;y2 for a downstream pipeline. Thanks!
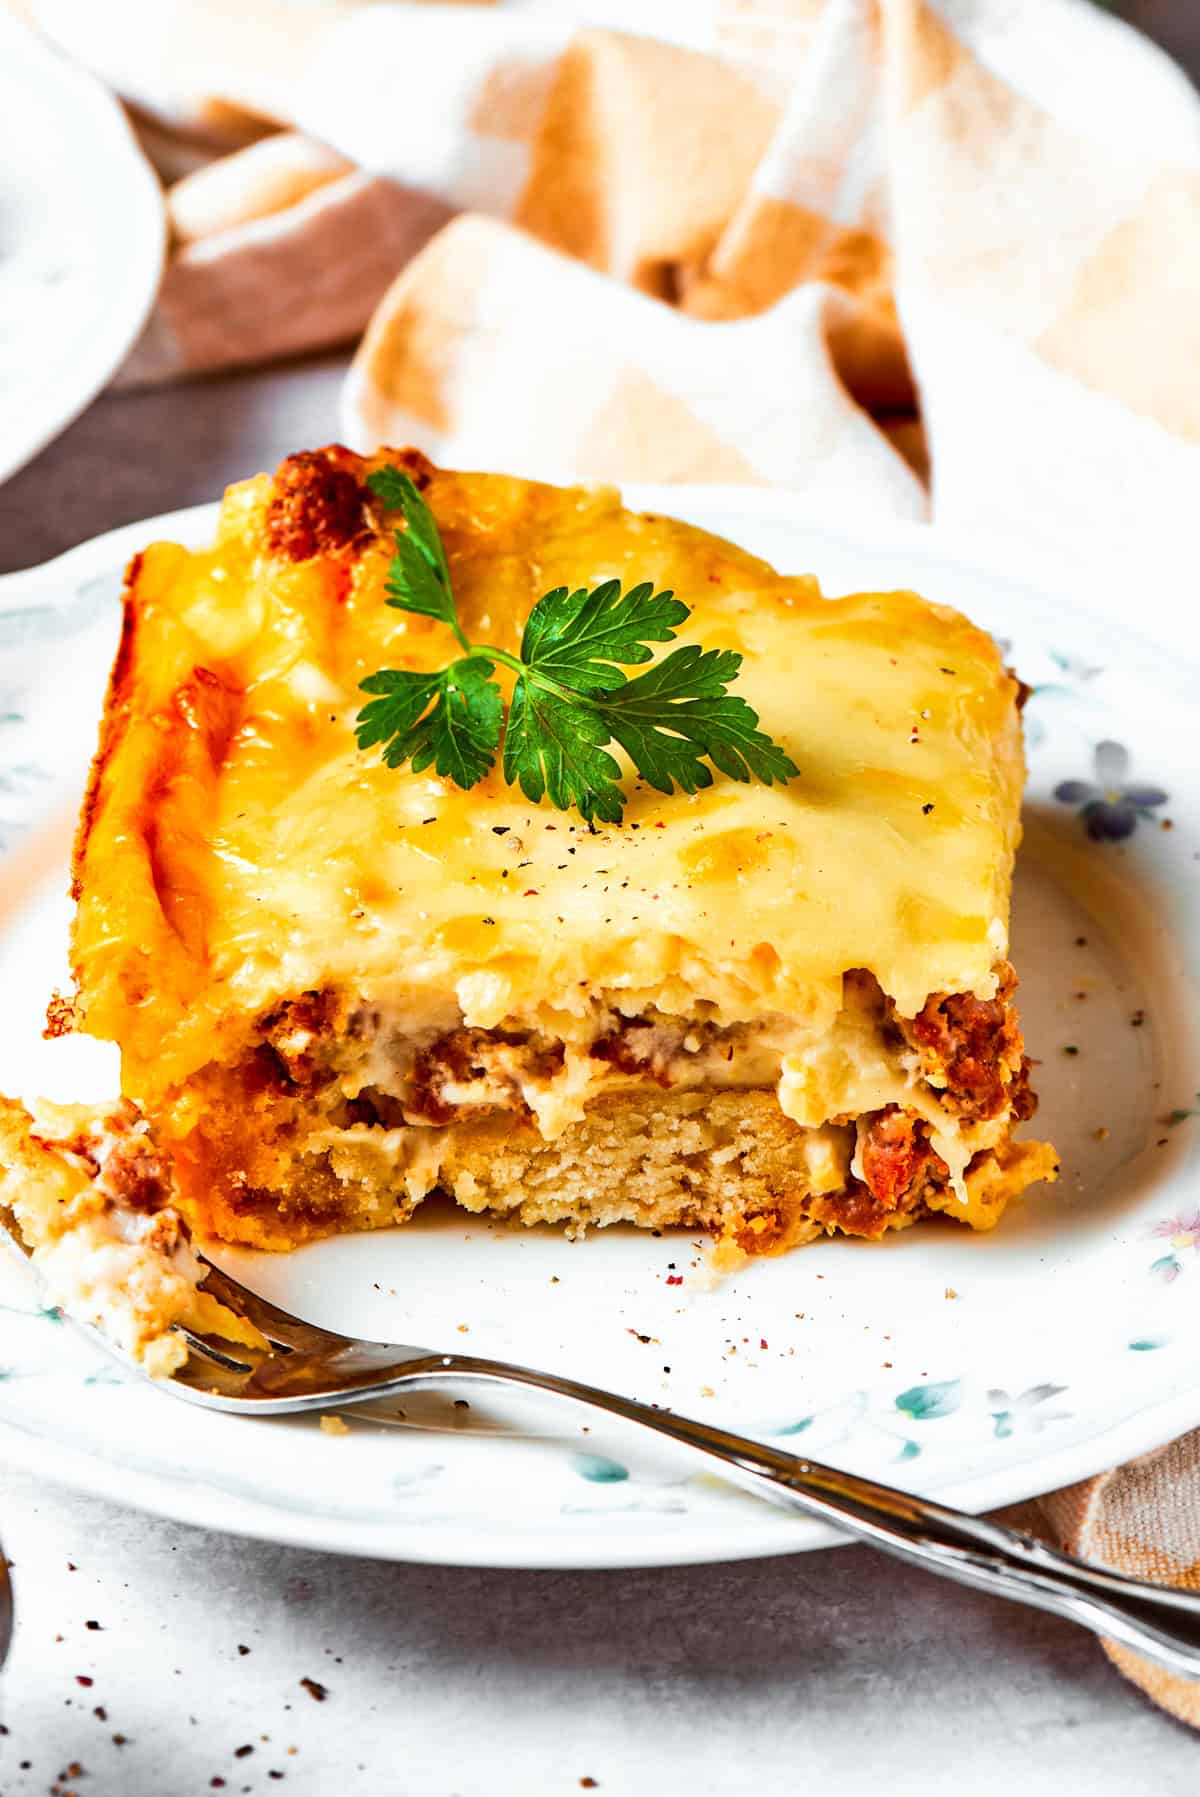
0;486;1197;1568
0;1366;1196;1570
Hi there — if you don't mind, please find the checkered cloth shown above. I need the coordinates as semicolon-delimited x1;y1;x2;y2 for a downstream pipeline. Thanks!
13;0;1200;1719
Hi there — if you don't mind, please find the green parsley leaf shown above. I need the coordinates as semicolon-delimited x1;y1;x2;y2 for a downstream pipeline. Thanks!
519;579;687;692
365;464;412;513
366;466;462;646
357;658;502;787
597;645;801;797
503;679;626;827
357;462;799;823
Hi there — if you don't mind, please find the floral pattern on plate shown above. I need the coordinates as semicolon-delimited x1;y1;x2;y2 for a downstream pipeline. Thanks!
1054;739;1169;840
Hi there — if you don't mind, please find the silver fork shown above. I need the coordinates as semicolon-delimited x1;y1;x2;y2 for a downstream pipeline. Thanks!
6;1213;1200;1680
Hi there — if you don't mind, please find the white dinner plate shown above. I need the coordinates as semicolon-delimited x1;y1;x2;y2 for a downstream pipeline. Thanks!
0;13;164;486
0;487;1197;1569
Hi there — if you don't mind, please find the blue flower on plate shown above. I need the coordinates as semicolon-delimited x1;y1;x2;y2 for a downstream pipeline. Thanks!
1054;740;1167;840
987;1383;1070;1439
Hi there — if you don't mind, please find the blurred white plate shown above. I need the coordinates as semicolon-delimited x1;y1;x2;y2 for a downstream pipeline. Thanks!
0;13;163;485
0;488;1197;1568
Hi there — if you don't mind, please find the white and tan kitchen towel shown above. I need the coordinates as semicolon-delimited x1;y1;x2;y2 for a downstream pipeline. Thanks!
11;0;1200;1723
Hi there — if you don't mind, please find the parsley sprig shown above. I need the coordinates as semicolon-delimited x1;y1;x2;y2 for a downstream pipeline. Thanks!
356;465;799;825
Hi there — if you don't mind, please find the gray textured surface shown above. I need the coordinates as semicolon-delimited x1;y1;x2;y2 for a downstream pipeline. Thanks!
1;1465;1197;1796
0;364;1198;1791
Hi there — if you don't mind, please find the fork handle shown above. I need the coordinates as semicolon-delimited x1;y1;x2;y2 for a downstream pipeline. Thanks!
425;1353;1200;1679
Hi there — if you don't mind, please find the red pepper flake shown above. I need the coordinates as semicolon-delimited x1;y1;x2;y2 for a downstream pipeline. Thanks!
75;1675;94;1687
580;1781;599;1790
211;1781;227;1790
626;1329;652;1344
523;889;539;897
235;1744;255;1758
299;1677;328;1703
759;1338;769;1350
93;1706;107;1722
665;1275;683;1286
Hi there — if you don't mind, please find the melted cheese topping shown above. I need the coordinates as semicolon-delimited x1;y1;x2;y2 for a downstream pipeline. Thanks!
70;457;1025;1102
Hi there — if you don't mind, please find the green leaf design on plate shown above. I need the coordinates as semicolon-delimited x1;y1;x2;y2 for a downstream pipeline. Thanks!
895;1379;961;1421
1129;1338;1167;1352
771;1417;814;1437
83;1364;130;1386
570;1454;629;1484
896;1440;921;1461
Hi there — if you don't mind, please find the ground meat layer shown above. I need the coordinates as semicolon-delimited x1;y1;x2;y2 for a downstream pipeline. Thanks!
145;961;1050;1252
249;960;1036;1134
899;963;1034;1122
